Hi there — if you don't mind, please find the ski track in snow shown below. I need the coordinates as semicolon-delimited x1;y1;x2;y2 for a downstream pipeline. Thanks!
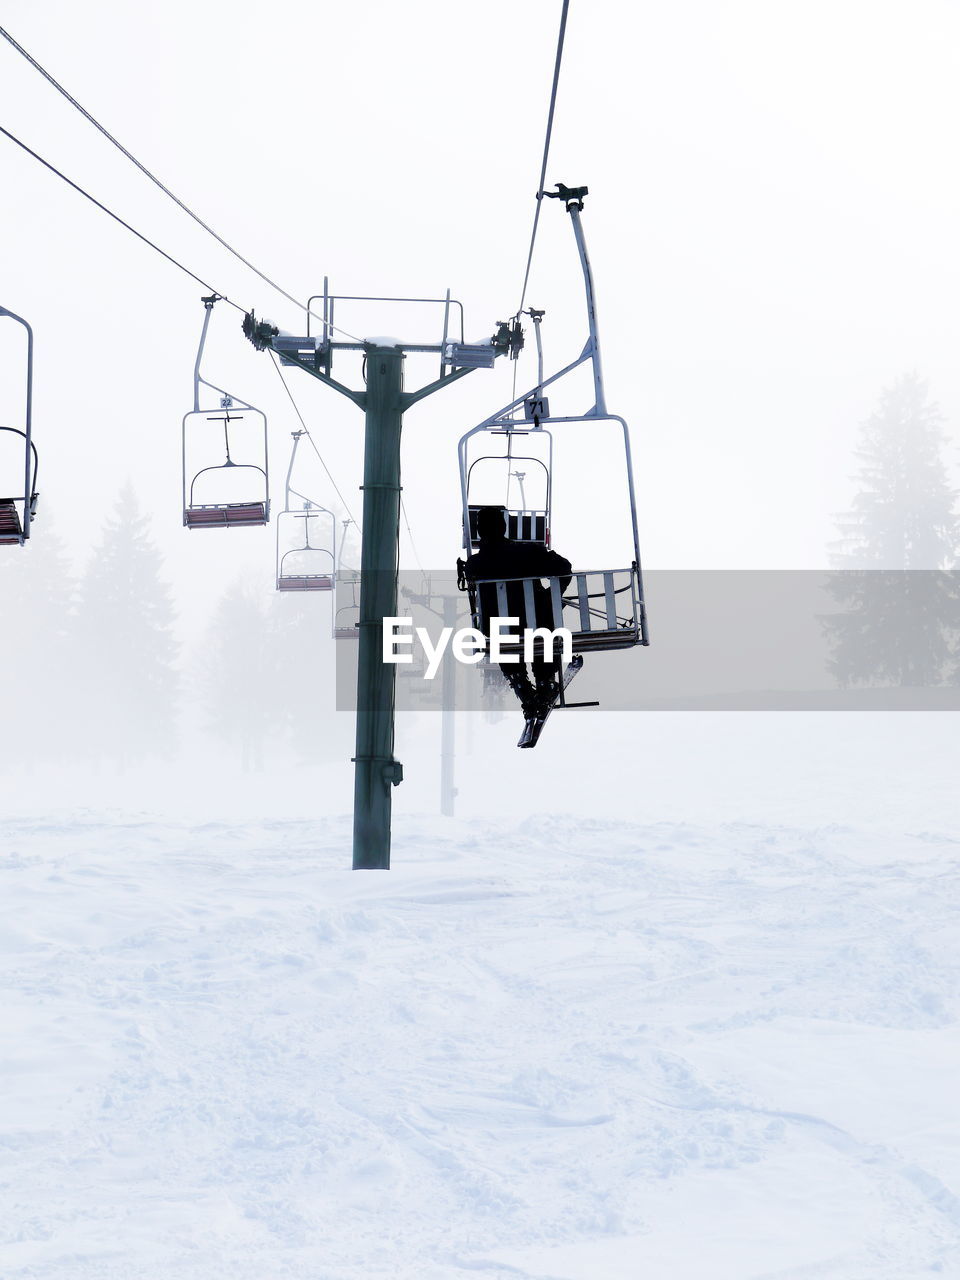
1;811;959;1278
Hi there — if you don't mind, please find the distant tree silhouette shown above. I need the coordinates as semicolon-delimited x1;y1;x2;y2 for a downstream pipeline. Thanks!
73;484;179;765
270;591;336;763
196;581;279;771
824;374;960;687
0;512;77;766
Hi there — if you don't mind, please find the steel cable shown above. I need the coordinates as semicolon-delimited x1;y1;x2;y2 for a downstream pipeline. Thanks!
0;25;362;340
0;122;240;308
516;0;570;315
268;351;361;532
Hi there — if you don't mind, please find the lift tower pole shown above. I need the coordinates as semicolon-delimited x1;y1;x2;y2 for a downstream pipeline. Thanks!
353;345;405;867
244;312;513;868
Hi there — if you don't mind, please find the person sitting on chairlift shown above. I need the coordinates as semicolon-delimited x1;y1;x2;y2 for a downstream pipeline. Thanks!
461;505;572;717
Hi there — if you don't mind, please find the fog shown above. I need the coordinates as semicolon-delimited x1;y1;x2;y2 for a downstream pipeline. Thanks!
3;0;960;834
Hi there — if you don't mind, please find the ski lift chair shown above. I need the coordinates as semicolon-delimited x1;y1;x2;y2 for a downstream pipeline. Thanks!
275;432;338;588
0;306;38;545
183;405;269;528
457;183;649;671
0;429;38;545
330;516;361;632
333;567;361;639
333;567;361;635
276;504;336;590
459;421;644;659
182;298;269;529
333;602;360;640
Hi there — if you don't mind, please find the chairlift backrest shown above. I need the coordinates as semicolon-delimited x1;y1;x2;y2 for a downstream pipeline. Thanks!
466;504;547;550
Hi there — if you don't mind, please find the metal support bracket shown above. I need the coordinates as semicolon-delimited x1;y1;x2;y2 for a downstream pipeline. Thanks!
352;756;404;786
544;182;588;211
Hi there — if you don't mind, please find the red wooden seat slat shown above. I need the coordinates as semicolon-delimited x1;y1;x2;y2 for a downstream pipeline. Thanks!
277;574;334;591
0;502;23;542
184;502;267;529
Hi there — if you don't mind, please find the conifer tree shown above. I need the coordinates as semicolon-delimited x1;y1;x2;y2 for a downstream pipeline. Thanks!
73;484;179;765
824;374;960;687
0;512;77;765
196;580;279;771
270;591;336;763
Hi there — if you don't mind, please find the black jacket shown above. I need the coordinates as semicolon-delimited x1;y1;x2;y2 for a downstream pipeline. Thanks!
464;540;572;633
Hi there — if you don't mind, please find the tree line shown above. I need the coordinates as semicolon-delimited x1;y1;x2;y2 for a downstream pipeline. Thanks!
825;372;960;687
0;484;335;772
2;369;958;771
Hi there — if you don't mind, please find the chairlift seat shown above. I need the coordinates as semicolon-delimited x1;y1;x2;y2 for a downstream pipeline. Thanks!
184;501;268;529
334;626;359;639
277;573;334;591
0;500;23;544
467;504;547;549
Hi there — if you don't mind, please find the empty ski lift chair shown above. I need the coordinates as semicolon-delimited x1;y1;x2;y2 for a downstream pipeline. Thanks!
332;518;361;636
333;608;359;639
0;306;38;546
458;184;648;670
333;584;360;640
277;505;336;589
182;298;269;529
275;431;336;589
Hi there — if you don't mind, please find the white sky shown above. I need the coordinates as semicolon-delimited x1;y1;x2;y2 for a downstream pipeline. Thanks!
3;0;960;634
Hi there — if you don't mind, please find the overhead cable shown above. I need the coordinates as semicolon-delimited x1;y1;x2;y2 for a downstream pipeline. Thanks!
268;351;361;531
0;25;361;341
0;122;239;307
516;0;570;315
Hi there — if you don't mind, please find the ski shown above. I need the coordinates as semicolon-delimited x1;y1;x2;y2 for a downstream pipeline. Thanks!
517;655;584;749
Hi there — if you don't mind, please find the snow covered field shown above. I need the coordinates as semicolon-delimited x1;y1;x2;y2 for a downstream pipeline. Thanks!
3;713;960;1278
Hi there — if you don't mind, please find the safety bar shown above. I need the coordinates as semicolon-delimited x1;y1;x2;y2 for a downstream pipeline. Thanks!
468;566;646;652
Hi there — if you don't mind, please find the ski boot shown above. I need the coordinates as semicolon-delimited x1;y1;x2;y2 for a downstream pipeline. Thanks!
504;669;538;717
533;674;560;715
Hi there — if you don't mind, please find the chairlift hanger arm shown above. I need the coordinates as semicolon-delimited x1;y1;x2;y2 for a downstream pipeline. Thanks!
475;187;607;430
190;299;259;413
288;486;332;513
467;343;595;435
283;430;304;507
196;376;254;412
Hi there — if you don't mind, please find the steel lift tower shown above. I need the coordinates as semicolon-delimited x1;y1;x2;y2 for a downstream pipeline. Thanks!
243;299;515;867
